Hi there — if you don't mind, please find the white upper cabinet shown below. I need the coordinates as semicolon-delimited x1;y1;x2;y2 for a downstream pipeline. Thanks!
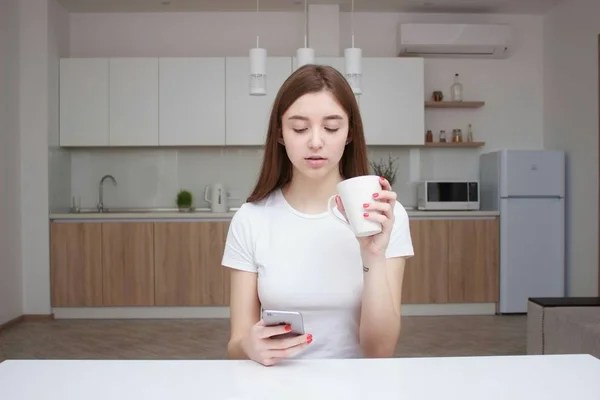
292;56;344;73
58;56;425;148
359;57;425;145
225;57;293;146
159;58;225;146
109;58;159;146
292;56;360;106
59;58;109;146
314;57;345;74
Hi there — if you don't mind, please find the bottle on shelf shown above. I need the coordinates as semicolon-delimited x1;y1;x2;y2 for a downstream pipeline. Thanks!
425;130;433;143
467;124;474;142
450;73;463;101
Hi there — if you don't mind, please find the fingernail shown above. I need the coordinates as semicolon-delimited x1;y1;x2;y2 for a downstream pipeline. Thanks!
363;203;369;208
380;176;385;180
363;212;369;217
284;325;291;332
307;334;313;344
372;193;379;198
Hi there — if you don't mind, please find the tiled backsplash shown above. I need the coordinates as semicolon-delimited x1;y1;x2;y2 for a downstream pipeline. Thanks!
68;146;481;212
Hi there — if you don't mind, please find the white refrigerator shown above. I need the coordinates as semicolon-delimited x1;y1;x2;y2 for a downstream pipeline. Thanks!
480;149;566;314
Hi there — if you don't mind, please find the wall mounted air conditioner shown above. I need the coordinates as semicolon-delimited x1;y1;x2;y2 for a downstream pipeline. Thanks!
397;23;514;59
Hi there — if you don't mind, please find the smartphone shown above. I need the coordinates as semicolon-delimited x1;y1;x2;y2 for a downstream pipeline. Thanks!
262;309;305;339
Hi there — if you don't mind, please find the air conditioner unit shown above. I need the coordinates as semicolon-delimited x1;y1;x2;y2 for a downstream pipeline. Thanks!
397;23;514;59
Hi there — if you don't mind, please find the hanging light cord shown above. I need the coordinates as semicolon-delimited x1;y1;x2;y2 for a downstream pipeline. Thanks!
351;0;355;48
304;0;308;48
256;0;260;48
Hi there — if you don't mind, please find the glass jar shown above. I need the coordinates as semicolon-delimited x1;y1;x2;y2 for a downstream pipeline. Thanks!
439;130;446;142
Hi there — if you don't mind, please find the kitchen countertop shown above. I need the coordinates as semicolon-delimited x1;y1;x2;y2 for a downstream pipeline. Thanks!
49;207;499;220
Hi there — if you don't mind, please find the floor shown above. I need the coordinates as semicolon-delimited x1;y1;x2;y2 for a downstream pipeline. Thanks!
0;315;526;362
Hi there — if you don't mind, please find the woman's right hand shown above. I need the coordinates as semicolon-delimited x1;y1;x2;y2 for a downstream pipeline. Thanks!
241;319;312;366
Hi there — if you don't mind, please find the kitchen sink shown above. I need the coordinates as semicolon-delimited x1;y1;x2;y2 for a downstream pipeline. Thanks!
69;207;237;214
71;208;169;214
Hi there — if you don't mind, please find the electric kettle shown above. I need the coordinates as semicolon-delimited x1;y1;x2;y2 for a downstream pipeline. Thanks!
204;183;228;213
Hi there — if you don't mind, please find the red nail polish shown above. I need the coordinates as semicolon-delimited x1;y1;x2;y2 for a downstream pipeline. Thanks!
363;203;369;208
380;176;385;180
373;193;379;198
284;325;291;332
363;212;369;217
307;334;313;344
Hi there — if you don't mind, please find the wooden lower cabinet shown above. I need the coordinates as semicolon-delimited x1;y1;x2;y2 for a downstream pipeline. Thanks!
102;222;154;306
50;222;103;307
448;219;499;303
50;220;231;307
402;218;499;305
154;221;230;306
403;220;449;304
50;218;497;308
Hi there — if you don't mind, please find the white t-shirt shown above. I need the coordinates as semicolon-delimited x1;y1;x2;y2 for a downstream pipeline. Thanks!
221;188;414;359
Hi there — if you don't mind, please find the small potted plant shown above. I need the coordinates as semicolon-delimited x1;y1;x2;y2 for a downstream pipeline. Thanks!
369;154;399;186
176;189;193;212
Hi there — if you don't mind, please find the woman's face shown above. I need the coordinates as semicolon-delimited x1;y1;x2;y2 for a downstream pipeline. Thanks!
280;90;350;181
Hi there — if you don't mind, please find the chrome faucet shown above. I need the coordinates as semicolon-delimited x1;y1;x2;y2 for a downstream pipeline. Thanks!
97;174;117;213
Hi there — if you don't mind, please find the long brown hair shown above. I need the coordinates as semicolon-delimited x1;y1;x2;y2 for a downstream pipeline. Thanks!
247;64;369;203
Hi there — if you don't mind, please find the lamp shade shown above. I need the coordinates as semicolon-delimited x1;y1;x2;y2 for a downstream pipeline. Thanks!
249;47;267;95
296;47;315;68
344;47;362;95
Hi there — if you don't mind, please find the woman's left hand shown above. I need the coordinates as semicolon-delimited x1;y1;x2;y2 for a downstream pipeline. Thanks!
335;176;396;262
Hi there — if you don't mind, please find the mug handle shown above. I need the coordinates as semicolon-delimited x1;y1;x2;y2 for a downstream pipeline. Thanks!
327;195;349;227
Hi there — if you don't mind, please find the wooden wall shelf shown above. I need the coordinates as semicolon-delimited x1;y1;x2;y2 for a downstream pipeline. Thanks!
425;101;485;108
419;142;485;148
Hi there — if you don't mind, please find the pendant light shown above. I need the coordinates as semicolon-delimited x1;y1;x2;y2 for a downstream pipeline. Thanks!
249;0;267;95
296;0;315;68
344;0;362;95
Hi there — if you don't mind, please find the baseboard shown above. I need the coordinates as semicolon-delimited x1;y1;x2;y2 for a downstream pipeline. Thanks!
52;303;497;319
22;314;55;322
0;315;24;333
0;314;55;333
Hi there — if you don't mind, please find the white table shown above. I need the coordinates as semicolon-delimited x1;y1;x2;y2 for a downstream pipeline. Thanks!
1;354;599;399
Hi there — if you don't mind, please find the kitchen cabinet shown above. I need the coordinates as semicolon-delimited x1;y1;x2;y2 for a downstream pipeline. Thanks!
292;57;360;106
225;57;293;145
402;219;449;304
101;222;155;306
59;58;109;146
292;56;344;73
447;219;499;303
154;222;230;306
109;58;159;146
58;56;427;147
50;222;103;306
402;218;499;305
50;221;230;308
159;58;226;146
50;218;497;309
359;57;425;145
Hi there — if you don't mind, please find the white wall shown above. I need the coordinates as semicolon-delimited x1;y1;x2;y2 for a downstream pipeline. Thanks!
48;0;71;212
0;0;23;325
20;0;51;315
17;0;70;316
544;0;600;296
66;12;544;210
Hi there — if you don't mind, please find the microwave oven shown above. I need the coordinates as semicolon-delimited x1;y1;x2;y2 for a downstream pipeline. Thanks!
416;180;480;211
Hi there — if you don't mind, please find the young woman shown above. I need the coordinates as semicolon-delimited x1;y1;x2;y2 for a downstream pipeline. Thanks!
221;64;414;366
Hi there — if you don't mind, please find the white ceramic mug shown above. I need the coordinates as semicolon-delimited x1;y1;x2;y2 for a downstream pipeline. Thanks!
327;175;383;237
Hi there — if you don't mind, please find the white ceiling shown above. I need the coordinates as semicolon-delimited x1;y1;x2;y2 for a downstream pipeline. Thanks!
56;0;562;14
